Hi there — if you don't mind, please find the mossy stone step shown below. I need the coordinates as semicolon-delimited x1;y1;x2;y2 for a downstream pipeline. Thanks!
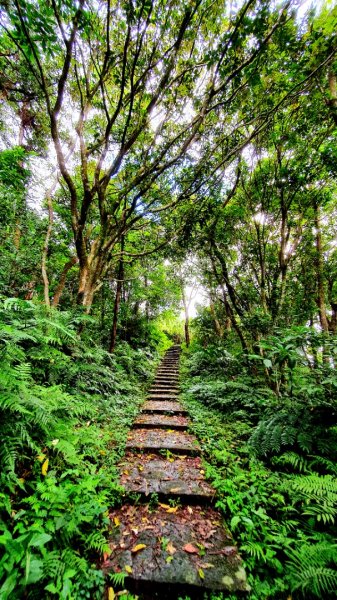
104;504;249;593
148;393;179;401
142;400;187;413
126;428;199;454
134;413;190;429
120;455;214;500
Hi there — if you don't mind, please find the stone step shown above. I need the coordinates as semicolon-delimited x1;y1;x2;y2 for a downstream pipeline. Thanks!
120;455;214;500
104;504;249;593
126;428;199;454
149;388;179;395
148;394;179;401
134;413;189;429
151;386;179;392
142;401;187;414
154;376;179;381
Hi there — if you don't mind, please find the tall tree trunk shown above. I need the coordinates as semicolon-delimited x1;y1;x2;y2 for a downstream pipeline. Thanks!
41;191;54;307
314;201;329;333
209;299;223;338
181;287;190;347
109;238;125;353
52;256;78;308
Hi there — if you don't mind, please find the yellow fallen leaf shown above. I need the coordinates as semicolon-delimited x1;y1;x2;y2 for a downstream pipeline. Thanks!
108;587;115;600
166;506;178;514
131;544;146;553
99;450;106;455
166;555;174;563
198;568;205;580
187;506;193;514
159;503;171;510
36;454;45;462
41;459;49;476
170;487;182;493
166;541;177;555
168;458;175;462
124;565;133;574
138;465;144;471
114;516;120;527
123;470;130;475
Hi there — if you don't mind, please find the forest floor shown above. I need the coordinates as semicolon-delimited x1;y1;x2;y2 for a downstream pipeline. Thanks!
102;347;249;599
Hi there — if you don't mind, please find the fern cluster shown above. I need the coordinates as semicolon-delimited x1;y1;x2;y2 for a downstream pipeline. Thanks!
0;299;157;598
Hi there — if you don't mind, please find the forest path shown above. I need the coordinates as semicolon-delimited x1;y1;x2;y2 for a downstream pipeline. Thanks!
103;347;249;597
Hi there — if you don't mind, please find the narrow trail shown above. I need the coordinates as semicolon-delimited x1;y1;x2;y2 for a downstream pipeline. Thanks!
103;346;249;597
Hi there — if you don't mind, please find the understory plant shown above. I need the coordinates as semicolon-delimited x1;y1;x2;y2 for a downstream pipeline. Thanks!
181;336;337;600
0;298;158;599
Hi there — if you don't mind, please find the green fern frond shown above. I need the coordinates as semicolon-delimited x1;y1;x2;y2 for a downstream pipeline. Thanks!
286;543;337;597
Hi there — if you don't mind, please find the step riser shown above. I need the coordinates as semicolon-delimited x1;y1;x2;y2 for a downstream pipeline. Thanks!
133;422;188;431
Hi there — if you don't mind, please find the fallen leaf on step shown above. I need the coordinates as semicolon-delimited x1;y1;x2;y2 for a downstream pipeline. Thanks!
124;565;132;574
170;487;182;493
223;546;237;556
131;544;146;553
198;568;205;580
159;503;171;510
108;587;115;600
166;506;178;513
113;516;120;527
187;506;193;515
183;543;198;554
166;541;177;555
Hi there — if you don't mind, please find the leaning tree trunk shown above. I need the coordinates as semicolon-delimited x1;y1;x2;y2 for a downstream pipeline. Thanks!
52;256;78;308
109;237;125;353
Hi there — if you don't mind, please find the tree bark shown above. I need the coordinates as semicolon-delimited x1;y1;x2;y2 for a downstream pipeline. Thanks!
52;256;78;308
109;237;125;353
314;201;329;333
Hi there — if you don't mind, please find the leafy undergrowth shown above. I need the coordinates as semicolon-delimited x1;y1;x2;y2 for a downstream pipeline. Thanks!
180;341;337;600
0;299;160;599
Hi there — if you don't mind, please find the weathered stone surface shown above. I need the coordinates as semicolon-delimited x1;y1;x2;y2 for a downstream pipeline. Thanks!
120;455;214;500
134;413;190;429
142;401;187;413
126;428;199;453
148;393;179;401
104;505;250;592
150;385;179;391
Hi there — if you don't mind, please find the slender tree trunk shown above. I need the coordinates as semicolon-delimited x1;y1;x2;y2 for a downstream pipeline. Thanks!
314;201;329;332
181;287;190;347
41;191;54;308
52;256;78;308
109;238;124;353
209;299;223;338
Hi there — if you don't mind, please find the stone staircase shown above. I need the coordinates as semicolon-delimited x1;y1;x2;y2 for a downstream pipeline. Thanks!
103;346;249;597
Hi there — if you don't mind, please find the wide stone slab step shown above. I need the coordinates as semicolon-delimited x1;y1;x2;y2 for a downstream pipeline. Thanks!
126;428;199;454
120;454;214;500
104;504;249;593
150;386;179;393
142;401;187;414
148;393;179;401
134;413;190;429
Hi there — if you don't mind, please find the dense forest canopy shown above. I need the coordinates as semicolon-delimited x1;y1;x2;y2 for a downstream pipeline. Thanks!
1;0;337;598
